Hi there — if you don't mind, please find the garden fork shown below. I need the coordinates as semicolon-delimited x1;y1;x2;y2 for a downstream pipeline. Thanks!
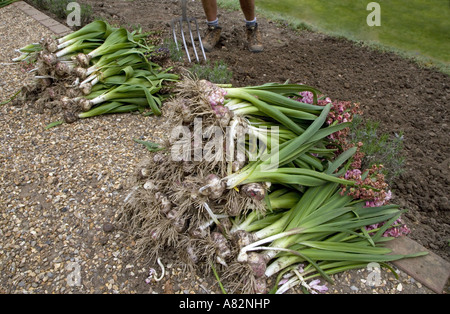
170;0;207;63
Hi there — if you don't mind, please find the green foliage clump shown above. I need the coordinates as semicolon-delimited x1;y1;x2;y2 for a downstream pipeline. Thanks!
190;60;233;84
27;0;93;27
349;115;405;183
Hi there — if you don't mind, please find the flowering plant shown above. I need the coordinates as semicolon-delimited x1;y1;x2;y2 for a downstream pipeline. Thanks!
298;91;362;142
297;90;409;238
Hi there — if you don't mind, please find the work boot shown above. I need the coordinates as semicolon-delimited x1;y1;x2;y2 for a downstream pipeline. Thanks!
246;23;264;53
202;25;222;52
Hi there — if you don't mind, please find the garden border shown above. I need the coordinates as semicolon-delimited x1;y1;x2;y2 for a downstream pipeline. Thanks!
10;1;71;37
3;0;449;294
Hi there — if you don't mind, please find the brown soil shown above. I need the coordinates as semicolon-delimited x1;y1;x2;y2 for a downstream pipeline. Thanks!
33;0;450;265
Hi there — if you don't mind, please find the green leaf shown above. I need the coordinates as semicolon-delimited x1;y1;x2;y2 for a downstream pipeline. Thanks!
299;241;391;255
120;65;135;81
45;120;64;130
0;89;21;106
209;261;227;294
133;138;164;152
143;86;161;115
0;0;19;8
264;191;273;213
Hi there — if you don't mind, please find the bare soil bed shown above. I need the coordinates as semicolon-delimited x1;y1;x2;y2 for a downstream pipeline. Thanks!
75;0;449;262
6;0;447;295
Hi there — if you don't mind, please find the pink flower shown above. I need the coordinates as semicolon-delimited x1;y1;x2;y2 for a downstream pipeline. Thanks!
309;279;328;294
365;218;411;238
145;268;157;284
298;91;314;104
278;278;289;285
344;169;362;180
366;223;379;232
365;200;375;207
384;227;401;237
385;190;392;202
400;224;411;235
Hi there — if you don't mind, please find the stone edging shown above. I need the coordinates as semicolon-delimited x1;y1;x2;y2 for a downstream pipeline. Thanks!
9;1;71;36
4;0;450;295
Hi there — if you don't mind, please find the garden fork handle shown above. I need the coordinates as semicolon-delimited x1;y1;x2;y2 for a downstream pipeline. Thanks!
181;0;188;21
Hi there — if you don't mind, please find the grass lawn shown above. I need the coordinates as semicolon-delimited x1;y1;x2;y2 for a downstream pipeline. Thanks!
219;0;450;73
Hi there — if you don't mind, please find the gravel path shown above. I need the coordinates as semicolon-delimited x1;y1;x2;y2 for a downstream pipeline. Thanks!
0;3;221;295
0;4;51;102
0;3;437;294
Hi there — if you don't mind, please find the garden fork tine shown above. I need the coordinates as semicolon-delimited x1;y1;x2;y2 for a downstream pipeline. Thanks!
171;0;207;63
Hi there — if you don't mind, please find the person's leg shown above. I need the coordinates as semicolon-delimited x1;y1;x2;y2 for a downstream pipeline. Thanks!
239;0;256;22
201;0;222;51
201;0;218;23
239;0;263;52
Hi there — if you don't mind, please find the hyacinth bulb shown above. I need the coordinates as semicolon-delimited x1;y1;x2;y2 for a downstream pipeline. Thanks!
232;159;246;172
180;101;193;124
79;98;92;112
150;230;158;241
186;245;199;264
79;83;92;95
232;144;247;172
211;232;232;261
231;160;241;172
241;183;266;201
173;215;188;233
46;87;57;99
42;36;58;53
46;41;58;54
235;122;248;138
201;174;226;199
66;88;81;99
155;192;172;214
189;226;208;239
63;112;78;124
166;208;178;220
253;278;267;294
20;83;33;95
38;78;52;88
75;53;91;67
139;168;150;179
73;67;88;79
232;230;255;249
213;105;228;116
199;79;227;107
40;52;57;66
60;96;73;108
143;180;156;190
55;62;71;77
153;153;165;164
54;63;65;77
37;63;50;76
247;252;267;278
214;105;233;128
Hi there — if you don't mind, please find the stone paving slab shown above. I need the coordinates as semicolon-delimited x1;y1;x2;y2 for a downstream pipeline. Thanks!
386;236;450;294
10;1;71;36
2;0;448;296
